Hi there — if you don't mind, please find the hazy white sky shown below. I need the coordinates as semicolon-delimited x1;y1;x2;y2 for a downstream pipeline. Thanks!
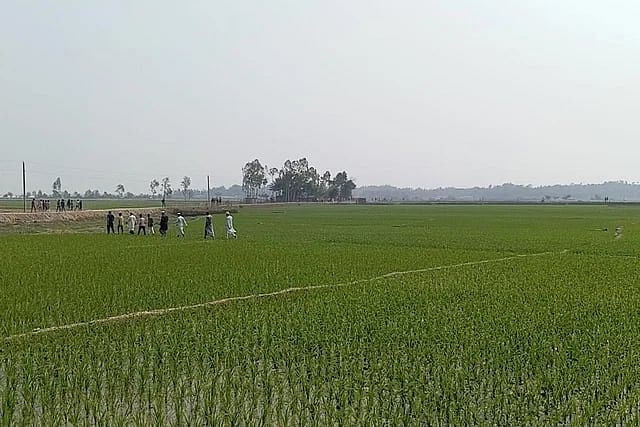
2;1;639;194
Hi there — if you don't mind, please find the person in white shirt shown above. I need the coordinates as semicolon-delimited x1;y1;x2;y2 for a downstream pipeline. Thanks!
137;214;147;235
225;211;237;239
176;213;187;237
128;212;137;235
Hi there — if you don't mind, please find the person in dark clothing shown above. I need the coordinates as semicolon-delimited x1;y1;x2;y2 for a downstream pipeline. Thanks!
60;198;65;211
159;211;169;237
106;211;115;234
147;214;155;235
204;212;214;239
67;199;72;210
30;198;36;212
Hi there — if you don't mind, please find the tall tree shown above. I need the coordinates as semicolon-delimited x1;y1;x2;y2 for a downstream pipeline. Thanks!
115;184;125;198
52;177;62;196
321;171;331;186
242;159;266;198
149;179;160;197
161;177;172;198
181;176;192;200
332;171;356;200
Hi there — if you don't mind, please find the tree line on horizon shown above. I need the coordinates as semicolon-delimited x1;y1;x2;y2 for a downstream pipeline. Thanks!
7;177;640;203
354;181;640;202
242;158;356;202
2;158;356;202
3;176;245;200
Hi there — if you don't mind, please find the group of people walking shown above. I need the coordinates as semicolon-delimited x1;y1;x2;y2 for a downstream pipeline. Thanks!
202;211;237;239
29;198;84;213
30;198;52;212
55;198;82;212
106;210;237;239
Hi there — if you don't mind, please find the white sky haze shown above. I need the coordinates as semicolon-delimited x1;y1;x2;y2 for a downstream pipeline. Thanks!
2;1;640;193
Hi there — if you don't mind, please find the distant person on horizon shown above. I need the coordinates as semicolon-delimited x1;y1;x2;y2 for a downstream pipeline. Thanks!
147;214;155;235
30;198;36;213
128;212;136;235
106;211;115;234
159;211;169;237
56;199;60;212
138;214;146;235
161;196;166;208
61;198;65;212
225;211;237;239
204;212;214;239
176;212;187;237
117;212;124;234
78;200;83;210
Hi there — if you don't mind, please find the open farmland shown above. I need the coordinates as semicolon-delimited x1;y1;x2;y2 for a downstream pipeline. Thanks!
2;204;640;424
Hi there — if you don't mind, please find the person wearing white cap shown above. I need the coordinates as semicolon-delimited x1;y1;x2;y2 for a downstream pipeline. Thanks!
225;211;237;239
175;212;187;237
204;212;215;239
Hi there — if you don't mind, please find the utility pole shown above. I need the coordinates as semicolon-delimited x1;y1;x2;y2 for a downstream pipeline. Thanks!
22;161;26;213
207;175;211;209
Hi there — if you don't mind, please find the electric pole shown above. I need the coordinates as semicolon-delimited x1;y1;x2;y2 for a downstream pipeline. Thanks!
207;175;211;209
22;162;26;213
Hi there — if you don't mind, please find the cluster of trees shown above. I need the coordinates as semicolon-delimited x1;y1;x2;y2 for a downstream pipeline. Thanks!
242;158;356;202
3;174;248;200
50;177;185;199
147;177;175;199
4;161;358;203
3;176;189;200
148;176;191;200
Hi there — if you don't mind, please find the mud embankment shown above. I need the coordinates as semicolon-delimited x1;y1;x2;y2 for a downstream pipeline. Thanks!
0;207;237;225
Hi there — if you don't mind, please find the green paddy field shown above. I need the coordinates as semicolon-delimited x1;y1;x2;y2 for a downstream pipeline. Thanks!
2;204;640;424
